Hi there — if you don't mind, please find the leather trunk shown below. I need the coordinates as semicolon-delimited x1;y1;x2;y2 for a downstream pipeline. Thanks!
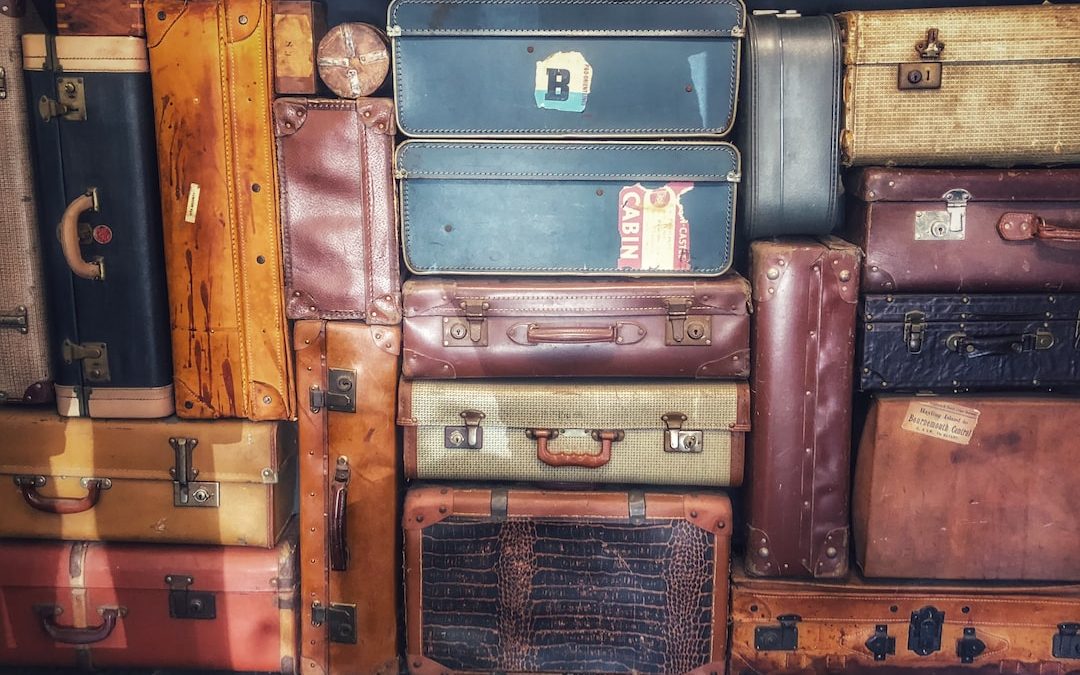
398;140;740;277
730;568;1080;674
389;0;743;138
838;5;1080;167
0;408;297;547
0;7;52;405
860;293;1080;391
849;168;1080;294
0;530;297;672
273;0;326;94
295;320;401;675
737;12;842;238
56;0;146;36
404;486;732;674
146;0;295;421
854;395;1080;581
746;238;861;579
24;34;173;418
399;379;749;486
275;96;401;323
402;277;751;379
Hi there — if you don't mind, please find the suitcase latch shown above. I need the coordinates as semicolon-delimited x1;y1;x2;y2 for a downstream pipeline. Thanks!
38;77;87;122
915;189;969;240
908;606;944;656
0;306;28;334
956;626;985;664
309;368;356;413
1052;622;1080;659
169;437;219;508
665;298;711;346
755;614;800;651
446;409;485;449
662;412;702;453
898;29;944;90
61;340;110;383
445;299;489;346
903;311;926;354
311;601;357;644
866;624;896;661
0;67;6;100
165;575;216;620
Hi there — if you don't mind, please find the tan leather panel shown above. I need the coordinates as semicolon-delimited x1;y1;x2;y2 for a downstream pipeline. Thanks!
22;34;149;71
55;384;175;419
55;0;146;37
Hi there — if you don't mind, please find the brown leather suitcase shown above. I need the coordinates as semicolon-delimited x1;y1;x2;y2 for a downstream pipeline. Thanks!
745;238;861;579
848;167;1080;293
295;320;400;675
730;568;1080;674
403;277;751;379
854;395;1080;581
0;529;297;672
275;97;401;324
273;0;327;94
56;0;145;36
404;486;732;674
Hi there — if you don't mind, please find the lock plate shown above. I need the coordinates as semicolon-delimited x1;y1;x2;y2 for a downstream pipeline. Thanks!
755;614;800;651
166;575;216;620
169;437;219;508
39;76;87;121
957;626;985;664
310;368;356;413
908;606;944;656
1053;623;1080;659
898;62;942;89
664;298;711;346
311;602;357;644
662;412;703;453
866;624;896;661
443;299;489;347
61;340;110;383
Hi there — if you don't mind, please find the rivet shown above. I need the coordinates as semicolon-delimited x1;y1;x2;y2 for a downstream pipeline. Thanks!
238;14;248;24
765;268;779;280
251;183;261;192
596;188;604;196
690;510;698;518
416;515;424;522
825;546;838;558
685;84;693;92
839;270;851;282
256;255;266;264
526;46;534;53
263;396;272;404
717;521;725;529
157;10;166;20
757;546;769;557
439;506;447;514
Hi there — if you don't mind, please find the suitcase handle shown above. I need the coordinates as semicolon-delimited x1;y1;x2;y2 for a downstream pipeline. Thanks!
329;457;350;571
16;476;108;514
526;324;617;344
38;606;121;645
998;212;1080;243
528;428;624;469
58;189;105;280
946;330;1054;356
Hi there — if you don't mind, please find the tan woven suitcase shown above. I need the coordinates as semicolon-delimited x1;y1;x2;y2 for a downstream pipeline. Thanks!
839;4;1080;166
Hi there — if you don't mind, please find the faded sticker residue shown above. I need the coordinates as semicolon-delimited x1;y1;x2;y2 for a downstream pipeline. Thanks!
184;183;201;224
617;183;694;271
534;51;592;113
901;400;980;445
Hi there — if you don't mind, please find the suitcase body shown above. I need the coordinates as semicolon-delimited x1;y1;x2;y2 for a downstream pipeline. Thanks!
0;533;297;672
854;395;1080;581
389;0;744;138
402;277;751;379
56;0;146;36
404;486;732;674
849;168;1080;294
737;13;842;238
860;293;1080;392
838;5;1080;167
0;11;52;404
275;96;401;323
399;379;749;486
25;34;173;418
0;409;296;547
295;321;401;675
398;141;740;277
273;0;327;94
746;238;860;578
146;0;294;421
730;569;1080;674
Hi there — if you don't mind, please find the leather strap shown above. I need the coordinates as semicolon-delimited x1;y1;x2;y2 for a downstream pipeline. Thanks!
998;212;1080;242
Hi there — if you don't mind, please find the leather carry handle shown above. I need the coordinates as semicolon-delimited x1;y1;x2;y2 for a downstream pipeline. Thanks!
58;189;105;280
998;212;1080;242
946;330;1053;356
329;457;350;571
528;429;624;469
38;607;120;645
15;476;108;514
526;324;617;344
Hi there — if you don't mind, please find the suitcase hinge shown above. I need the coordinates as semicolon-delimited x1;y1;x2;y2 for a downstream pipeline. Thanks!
445;299;489;347
165;575;216;620
908;606;944;656
665;298;711;346
61;340;110;383
310;602;357;644
446;409;485;449
168;437;219;508
755;614;800;651
957;626;986;664
309;368;356;413
38;77;87;122
903;311;926;354
1053;622;1080;659
662;412;703;453
0;66;6;99
0;306;28;333
866;624;896;661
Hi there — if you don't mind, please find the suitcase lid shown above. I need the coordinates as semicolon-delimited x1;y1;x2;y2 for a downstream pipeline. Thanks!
851;168;1080;203
22;34;149;72
862;293;1079;322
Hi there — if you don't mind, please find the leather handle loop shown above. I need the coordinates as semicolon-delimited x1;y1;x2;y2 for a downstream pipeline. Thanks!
947;331;1053;357
58;190;104;280
530;429;623;469
329;482;349;571
526;324;617;344
998;212;1080;242
38;607;120;645
19;477;105;514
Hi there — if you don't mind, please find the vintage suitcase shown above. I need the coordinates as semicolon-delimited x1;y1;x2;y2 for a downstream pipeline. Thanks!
295;320;401;675
403;277;751;379
854;395;1080;581
838;4;1080;167
737;12;842;238
746;238;860;579
0;8;52;405
404;486;732;674
24;34;173;418
0;531;297;672
399;379;749;486
275;96;401;323
273;0;327;94
730;568;1080;674
317;22;388;98
860;293;1080;392
56;0;145;36
849;168;1080;294
398;140;740;277
146;0;295;420
389;0;744;138
0;408;296;547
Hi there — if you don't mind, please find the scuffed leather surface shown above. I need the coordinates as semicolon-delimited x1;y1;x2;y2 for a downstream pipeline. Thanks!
56;0;145;36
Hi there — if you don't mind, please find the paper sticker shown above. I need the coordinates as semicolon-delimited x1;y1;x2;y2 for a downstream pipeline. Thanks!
184;183;200;224
534;51;592;113
91;225;113;245
901;400;980;445
617;183;694;271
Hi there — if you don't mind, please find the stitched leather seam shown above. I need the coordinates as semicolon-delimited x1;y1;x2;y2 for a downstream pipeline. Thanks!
360;105;375;318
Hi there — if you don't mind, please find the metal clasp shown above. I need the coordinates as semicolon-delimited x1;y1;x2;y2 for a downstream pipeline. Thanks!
957;626;985;664
903;311;926;354
0;66;6;100
917;28;945;59
1053;622;1080;659
866;624;896;661
309;368;356;413
908;606;944;656
444;299;489;346
446;409;485;449
665;298;711;346
662;412;703;453
311;602;357;644
38;76;87;122
166;575;216;620
755;614;800;651
61;339;110;383
168;437;219;508
0;306;28;334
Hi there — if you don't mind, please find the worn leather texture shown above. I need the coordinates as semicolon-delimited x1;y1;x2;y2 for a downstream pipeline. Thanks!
403;277;751;379
848;168;1080;293
0;408;296;547
398;141;740;276
860;293;1080;391
56;0;146;36
273;0;326;94
746;238;860;579
854;395;1080;581
146;0;294;420
839;5;1080;166
737;14;842;238
276;97;401;323
730;568;1080;674
0;532;297;671
404;487;731;674
390;0;743;137
296;320;401;675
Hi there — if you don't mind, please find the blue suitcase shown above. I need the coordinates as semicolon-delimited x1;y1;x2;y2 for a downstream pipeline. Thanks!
397;140;740;276
388;0;745;138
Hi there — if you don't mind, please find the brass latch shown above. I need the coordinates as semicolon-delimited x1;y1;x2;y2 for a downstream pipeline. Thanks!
168;437;219;508
898;28;944;90
309;368;356;413
0;306;28;333
445;409;485;449
0;66;6;100
61;339;110;382
38;76;87;122
311;602;357;644
445;299;489;346
916;28;945;59
665;298;711;346
165;575;216;620
662;412;703;453
903;311;926;354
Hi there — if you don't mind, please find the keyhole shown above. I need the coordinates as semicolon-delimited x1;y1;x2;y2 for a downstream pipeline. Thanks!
449;323;468;340
686;322;706;340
